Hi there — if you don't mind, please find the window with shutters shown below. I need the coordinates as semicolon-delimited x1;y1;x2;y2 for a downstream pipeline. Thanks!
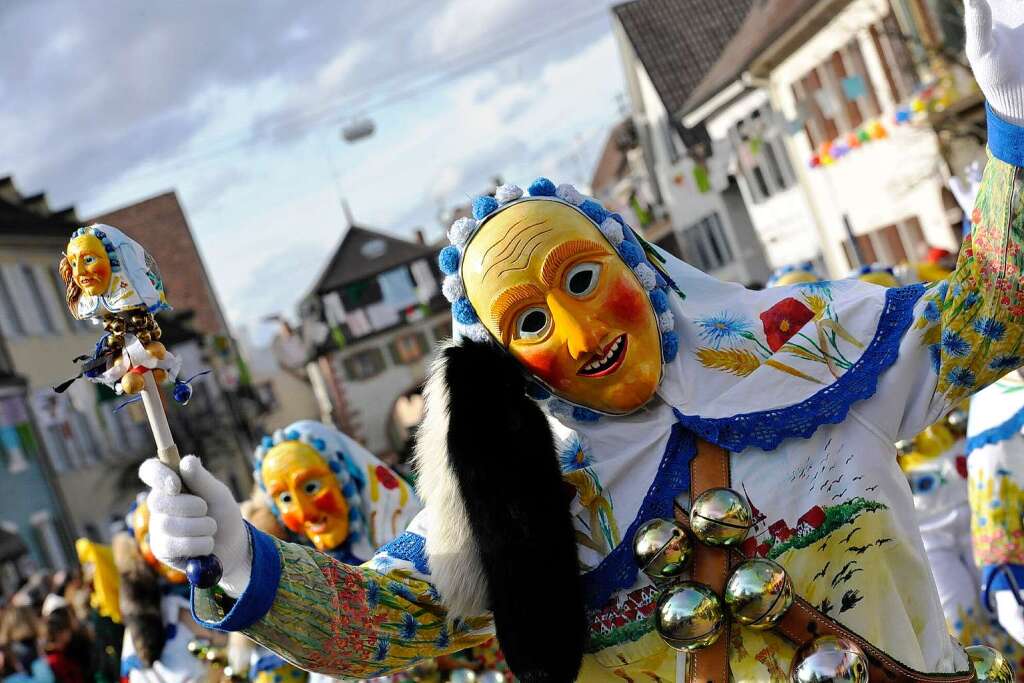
342;347;387;381
390;332;428;365
0;269;24;337
20;265;55;335
680;213;734;273
841;218;929;268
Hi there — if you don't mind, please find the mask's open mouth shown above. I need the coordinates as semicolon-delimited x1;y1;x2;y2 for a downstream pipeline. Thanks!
306;517;330;534
577;334;627;378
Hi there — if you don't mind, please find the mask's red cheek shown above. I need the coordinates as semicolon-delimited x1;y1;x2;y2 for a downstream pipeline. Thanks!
281;510;304;533
313;489;344;515
606;275;645;324
517;346;557;380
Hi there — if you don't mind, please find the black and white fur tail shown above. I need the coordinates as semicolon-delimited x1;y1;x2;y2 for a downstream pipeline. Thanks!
414;339;585;683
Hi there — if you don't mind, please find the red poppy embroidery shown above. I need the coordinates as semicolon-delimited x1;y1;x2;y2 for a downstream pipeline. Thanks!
760;298;815;352
375;465;399;490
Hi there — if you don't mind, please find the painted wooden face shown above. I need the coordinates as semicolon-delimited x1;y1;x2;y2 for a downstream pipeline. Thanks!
261;441;350;551
462;199;662;414
66;234;112;296
133;499;187;584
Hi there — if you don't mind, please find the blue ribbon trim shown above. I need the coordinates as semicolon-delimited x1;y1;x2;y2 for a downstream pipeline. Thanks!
675;284;925;452
966;404;1024;456
982;563;1024;612
580;424;696;610
191;522;281;632
987;103;1024;169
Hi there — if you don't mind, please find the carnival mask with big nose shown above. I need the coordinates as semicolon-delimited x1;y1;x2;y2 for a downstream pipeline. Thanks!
462;199;662;414
261;441;350;551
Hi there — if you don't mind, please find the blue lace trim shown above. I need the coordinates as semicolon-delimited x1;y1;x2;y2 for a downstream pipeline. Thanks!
675;284;925;452
580;424;696;610
377;531;430;575
966;404;1024;455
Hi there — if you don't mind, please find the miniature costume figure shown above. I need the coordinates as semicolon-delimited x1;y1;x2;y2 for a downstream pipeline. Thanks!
115;496;218;683
765;261;821;288
141;3;1024;681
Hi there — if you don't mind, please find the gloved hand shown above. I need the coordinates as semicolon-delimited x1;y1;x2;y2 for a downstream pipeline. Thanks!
139;455;251;597
965;0;1024;125
995;590;1024;645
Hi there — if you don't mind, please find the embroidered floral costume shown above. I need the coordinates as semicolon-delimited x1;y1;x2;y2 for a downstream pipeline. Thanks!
179;104;1024;681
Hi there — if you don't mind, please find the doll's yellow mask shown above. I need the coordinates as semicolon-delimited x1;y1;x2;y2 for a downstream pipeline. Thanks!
133;499;187;584
462;200;662;414
261;441;350;551
67;233;112;297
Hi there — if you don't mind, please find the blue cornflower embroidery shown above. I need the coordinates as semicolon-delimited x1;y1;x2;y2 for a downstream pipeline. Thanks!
389;581;417;604
947;366;976;388
974;317;1007;342
923;300;940;322
941;329;971;358
990;355;1023;372
963;291;981;308
559;439;592;473
436;626;450;649
695;312;751;348
929;344;942;374
374;637;390;661
401;613;418;640
367;580;380;609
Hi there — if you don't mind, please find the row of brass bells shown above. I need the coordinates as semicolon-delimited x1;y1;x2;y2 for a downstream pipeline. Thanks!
186;638;211;659
790;636;869;682
448;670;476;683
966;645;1014;682
945;407;968;438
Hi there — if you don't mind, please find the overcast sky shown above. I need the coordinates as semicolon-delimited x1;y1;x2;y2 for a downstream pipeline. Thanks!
1;1;626;343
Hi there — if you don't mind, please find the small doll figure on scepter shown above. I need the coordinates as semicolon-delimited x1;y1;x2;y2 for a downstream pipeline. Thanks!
57;224;180;395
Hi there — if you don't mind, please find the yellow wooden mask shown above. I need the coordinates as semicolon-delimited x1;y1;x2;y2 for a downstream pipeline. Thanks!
461;199;663;414
66;233;112;297
260;441;351;552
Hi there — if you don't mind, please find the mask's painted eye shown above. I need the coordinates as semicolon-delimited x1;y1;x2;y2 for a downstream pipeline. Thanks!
84;255;96;265
304;480;322;495
515;307;550;340
278;492;293;505
565;262;601;297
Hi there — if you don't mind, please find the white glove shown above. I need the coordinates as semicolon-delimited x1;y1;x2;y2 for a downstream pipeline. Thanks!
995;589;1024;645
139;455;252;597
965;0;1024;125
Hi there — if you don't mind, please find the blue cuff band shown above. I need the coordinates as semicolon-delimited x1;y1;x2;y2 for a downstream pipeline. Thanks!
191;522;281;631
982;563;1024;611
987;103;1024;168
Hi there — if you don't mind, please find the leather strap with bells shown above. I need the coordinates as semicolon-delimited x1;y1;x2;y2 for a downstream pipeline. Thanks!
679;439;974;683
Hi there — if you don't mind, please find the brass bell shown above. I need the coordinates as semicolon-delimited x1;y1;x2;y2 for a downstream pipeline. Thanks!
187;638;210;659
206;646;227;665
654;581;725;652
790;636;868;683
966;645;1014;682
477;673;506;683
894;439;916;457
633;518;692;582
690;487;753;547
724;558;793;629
946;407;968;438
448;670;477;683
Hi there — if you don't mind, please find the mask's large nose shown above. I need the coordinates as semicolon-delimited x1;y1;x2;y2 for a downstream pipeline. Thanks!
548;292;603;361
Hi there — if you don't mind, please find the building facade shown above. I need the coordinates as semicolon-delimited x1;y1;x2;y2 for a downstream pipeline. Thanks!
299;224;450;458
0;180;253;543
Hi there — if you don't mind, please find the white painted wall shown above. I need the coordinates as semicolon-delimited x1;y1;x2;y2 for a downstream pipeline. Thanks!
767;0;956;275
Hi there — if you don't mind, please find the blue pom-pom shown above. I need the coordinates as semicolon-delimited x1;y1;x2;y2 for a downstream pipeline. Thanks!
452;297;478;325
311;438;326;452
662;331;680;363
285;430;300;441
579;199;608;225
572;406;601;423
472;195;499;220
525;382;551;400
261;435;274;449
618;241;644;267
329;460;341;473
438;246;460;275
654;271;667;288
528;177;556;196
650;288;669;313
